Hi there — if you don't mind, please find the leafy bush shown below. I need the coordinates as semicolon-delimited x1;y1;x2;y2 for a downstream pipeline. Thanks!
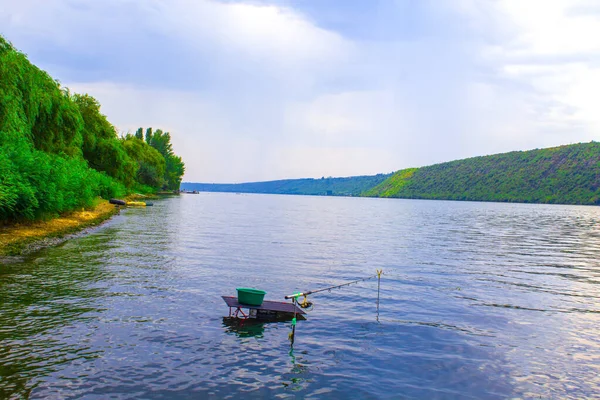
0;140;125;220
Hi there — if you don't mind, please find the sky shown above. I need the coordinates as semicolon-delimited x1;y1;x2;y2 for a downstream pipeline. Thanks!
1;0;600;183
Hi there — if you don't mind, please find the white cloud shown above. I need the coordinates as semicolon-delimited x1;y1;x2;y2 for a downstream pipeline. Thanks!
1;0;361;181
66;82;404;182
1;0;599;182
470;0;600;135
498;0;600;56
182;1;349;65
284;91;399;141
265;146;396;180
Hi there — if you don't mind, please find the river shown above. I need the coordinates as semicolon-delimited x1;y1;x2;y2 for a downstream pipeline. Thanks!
1;193;599;399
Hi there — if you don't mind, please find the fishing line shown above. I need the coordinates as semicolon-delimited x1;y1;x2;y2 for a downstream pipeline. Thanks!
285;269;384;346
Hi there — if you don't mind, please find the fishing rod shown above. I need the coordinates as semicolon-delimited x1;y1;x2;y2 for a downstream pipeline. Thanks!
284;270;383;300
285;270;383;347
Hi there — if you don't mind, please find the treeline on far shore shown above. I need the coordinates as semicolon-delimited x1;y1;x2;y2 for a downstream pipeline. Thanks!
0;35;184;222
183;142;600;206
180;174;393;197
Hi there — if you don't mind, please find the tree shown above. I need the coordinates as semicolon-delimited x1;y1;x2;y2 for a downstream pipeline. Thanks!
122;135;166;188
73;94;138;187
139;127;185;190
135;127;143;140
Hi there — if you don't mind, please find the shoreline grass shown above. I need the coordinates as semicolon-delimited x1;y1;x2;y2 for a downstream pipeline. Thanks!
0;198;119;257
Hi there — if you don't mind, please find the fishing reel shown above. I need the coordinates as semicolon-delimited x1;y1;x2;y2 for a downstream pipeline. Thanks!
298;295;313;311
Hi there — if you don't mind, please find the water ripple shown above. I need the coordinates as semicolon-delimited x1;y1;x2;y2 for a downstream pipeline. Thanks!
1;195;600;398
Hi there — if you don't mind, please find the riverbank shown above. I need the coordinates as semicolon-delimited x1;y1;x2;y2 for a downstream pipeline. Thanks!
0;199;119;258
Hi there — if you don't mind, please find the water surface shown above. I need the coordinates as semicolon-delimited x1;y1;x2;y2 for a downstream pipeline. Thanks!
1;193;600;399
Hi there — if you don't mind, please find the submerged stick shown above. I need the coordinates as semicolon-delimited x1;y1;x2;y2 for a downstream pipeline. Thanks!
376;269;382;321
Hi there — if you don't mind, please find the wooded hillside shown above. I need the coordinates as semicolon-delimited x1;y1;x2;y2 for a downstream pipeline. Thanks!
364;143;600;205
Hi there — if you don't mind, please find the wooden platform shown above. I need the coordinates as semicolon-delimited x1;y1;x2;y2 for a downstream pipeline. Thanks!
222;296;306;321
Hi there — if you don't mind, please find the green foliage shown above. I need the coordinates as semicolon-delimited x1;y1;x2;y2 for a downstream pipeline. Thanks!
363;168;417;197
0;36;83;157
130;182;158;195
0;34;184;222
73;94;138;187
364;143;600;205
165;154;185;191
145;127;152;144
181;174;392;196
138;127;185;190
121;134;166;188
0;140;125;220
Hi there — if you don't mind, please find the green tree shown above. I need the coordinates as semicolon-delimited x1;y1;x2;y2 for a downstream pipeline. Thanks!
145;127;153;144
121;135;166;188
73;94;138;187
142;127;185;190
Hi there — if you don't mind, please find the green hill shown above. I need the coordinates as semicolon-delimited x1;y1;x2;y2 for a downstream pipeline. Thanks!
364;143;600;205
181;174;392;196
183;144;600;205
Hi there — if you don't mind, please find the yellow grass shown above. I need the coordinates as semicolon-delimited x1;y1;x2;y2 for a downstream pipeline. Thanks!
0;199;118;256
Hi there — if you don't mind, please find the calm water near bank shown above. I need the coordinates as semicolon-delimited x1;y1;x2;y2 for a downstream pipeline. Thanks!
1;193;599;399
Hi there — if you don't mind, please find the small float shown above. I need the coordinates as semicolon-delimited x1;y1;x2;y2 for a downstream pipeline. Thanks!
126;201;147;207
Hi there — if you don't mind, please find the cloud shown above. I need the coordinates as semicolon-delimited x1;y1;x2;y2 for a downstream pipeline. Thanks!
1;0;599;182
67;82;402;182
498;0;600;56
483;0;600;136
435;0;599;152
0;0;352;90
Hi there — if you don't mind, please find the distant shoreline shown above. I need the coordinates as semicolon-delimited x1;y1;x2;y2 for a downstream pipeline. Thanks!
178;189;600;208
181;142;600;206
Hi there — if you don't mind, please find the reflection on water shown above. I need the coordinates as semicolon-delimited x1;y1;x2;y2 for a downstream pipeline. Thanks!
222;318;266;338
0;233;113;399
1;194;600;398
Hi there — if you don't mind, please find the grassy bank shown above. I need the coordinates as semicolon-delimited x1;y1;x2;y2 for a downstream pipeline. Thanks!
0;198;118;257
